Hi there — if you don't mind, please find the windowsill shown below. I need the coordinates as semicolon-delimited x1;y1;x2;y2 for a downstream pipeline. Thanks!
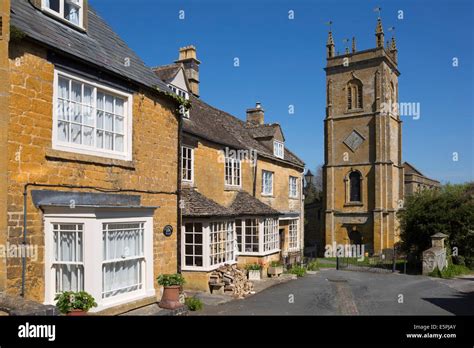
344;108;364;114
46;148;135;169
289;196;299;200
224;185;242;191
182;181;195;187
344;201;363;207
181;260;238;272
238;249;280;257
261;193;274;198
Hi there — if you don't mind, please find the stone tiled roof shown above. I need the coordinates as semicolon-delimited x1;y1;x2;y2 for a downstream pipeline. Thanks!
181;189;281;218
246;124;283;140
229;191;281;216
11;0;170;92
181;188;234;217
152;64;181;83
185;96;305;168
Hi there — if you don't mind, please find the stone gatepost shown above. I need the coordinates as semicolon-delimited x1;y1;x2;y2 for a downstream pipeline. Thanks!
422;233;448;275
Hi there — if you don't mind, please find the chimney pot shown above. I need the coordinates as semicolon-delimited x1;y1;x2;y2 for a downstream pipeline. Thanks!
246;103;265;125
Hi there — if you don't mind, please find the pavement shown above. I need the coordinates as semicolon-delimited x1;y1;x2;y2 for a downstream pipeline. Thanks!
190;269;474;315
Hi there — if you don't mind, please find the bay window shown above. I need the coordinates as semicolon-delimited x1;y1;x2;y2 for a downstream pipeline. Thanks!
181;220;237;271
53;69;132;161
263;218;279;252
42;0;84;28
45;209;154;311
236;219;259;253
184;223;203;267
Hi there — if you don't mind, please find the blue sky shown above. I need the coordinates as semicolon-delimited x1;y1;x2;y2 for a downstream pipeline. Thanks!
90;0;473;184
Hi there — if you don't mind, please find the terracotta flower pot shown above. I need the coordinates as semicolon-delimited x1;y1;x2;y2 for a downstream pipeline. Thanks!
67;309;87;316
159;285;184;310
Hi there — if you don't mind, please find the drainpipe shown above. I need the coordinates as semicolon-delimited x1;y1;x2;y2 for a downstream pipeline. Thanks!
21;184;28;297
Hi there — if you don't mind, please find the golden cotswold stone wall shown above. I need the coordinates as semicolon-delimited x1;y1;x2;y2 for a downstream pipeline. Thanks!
7;40;179;302
0;0;11;292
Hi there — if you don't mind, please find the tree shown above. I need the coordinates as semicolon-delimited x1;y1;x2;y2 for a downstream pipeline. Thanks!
398;183;474;268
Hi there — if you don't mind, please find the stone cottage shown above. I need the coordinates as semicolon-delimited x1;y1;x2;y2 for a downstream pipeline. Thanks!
153;47;306;291
0;0;181;314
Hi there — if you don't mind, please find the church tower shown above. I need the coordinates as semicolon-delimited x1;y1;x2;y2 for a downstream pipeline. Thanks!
323;17;404;254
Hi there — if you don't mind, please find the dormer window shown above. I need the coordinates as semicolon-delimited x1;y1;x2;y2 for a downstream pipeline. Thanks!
273;140;284;159
168;84;190;118
42;0;84;28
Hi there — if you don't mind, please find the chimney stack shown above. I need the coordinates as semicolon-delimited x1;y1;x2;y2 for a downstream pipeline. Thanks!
246;102;265;125
175;45;201;97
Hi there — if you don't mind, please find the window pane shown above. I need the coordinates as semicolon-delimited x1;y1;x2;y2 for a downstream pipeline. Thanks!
71;124;81;144
105;113;113;131
104;132;113;150
83;126;93;146
57;121;69;142
115;116;124;134
105;95;114;113
96;130;104;148
115;98;124;116
115;135;124;152
58;77;69;99
97;111;104;129
64;1;81;25
47;0;60;13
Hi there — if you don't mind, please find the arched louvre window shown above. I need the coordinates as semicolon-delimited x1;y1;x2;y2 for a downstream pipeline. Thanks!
349;171;362;202
347;79;363;110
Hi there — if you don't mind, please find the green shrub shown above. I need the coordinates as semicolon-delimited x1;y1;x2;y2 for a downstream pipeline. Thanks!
452;255;465;266
245;263;262;271
157;274;186;287
306;260;319;271
288;265;307;277
428;263;471;279
185;296;203;311
54;291;97;314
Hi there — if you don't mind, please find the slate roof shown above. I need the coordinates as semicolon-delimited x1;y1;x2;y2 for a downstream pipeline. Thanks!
181;188;234;217
184;96;305;168
11;0;170;92
229;191;281;216
152;64;181;83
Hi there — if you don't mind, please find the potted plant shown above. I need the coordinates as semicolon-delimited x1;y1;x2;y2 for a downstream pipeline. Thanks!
246;263;262;281
157;274;185;310
54;291;97;316
268;261;284;277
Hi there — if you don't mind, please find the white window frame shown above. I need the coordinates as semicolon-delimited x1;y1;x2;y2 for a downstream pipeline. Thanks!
225;156;241;187
52;69;133;161
42;0;84;29
44;208;154;312
263;218;280;252
289;176;298;198
181;219;237;272
235;217;280;256
288;219;299;251
273;140;284;159
181;146;194;183
236;218;259;254
262;170;274;196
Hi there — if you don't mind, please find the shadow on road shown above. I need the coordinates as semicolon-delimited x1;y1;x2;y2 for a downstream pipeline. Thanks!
423;292;474;315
